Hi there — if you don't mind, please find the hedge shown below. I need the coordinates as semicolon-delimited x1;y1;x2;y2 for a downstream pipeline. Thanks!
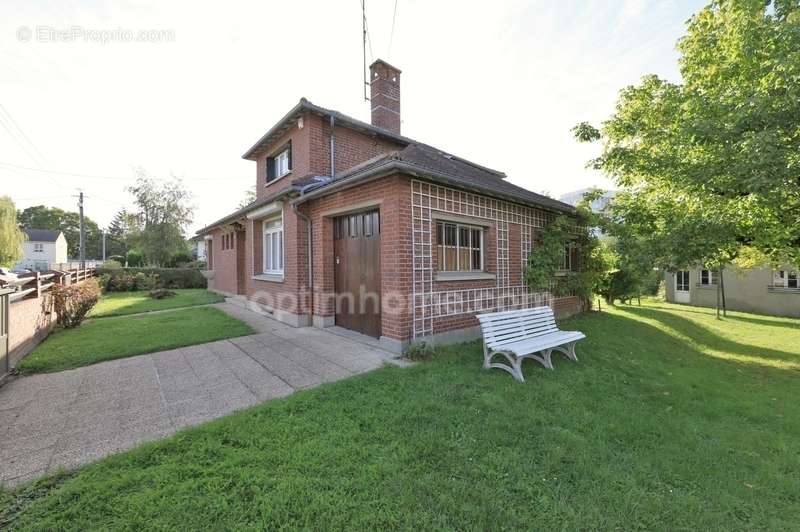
96;267;207;291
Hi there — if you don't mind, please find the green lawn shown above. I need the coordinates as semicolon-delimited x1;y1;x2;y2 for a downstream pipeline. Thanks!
18;307;254;374
90;289;224;318
3;300;799;529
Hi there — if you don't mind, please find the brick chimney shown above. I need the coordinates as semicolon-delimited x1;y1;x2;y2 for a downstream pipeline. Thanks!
370;59;401;135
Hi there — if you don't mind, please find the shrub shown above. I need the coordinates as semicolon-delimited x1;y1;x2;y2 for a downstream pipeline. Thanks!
96;268;206;291
149;289;176;299
126;250;145;267
103;259;122;269
166;251;193;268
49;278;101;328
403;341;436;361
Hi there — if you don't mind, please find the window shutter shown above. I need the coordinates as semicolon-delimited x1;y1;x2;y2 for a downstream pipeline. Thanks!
287;140;293;170
266;157;276;183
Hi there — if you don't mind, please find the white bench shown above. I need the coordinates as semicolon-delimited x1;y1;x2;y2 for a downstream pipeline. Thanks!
476;306;585;382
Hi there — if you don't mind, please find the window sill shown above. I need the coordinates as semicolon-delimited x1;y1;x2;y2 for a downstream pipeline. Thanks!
435;271;496;282
252;273;284;283
265;171;292;189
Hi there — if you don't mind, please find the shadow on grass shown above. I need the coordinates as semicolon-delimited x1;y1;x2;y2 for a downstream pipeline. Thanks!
613;305;800;370
641;303;800;330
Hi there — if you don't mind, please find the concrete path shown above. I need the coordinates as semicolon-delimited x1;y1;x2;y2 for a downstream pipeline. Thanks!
0;302;397;487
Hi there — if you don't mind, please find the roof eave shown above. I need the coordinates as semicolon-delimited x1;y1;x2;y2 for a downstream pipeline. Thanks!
293;161;575;215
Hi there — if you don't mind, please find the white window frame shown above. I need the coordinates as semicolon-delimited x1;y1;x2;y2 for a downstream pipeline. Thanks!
773;270;798;289
274;149;290;178
700;269;714;285
33;243;44;253
262;214;283;275
676;270;690;292
436;221;484;272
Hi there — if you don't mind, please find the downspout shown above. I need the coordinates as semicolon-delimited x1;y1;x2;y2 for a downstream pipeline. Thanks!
329;115;336;179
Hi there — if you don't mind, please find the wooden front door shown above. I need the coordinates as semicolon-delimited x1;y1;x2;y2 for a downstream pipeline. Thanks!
333;210;381;338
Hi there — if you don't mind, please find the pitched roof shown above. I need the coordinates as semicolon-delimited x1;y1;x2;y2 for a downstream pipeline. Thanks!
301;143;575;214
199;99;572;235
23;229;62;242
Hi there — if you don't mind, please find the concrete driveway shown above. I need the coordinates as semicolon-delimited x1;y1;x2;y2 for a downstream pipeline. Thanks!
0;303;397;487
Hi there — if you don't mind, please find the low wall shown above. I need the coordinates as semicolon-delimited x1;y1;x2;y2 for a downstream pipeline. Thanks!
8;295;56;367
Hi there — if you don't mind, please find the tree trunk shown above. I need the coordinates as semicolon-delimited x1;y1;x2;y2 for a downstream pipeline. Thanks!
716;273;721;319
719;266;727;317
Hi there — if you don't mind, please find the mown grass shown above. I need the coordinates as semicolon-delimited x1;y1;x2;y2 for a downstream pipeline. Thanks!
18;307;254;374
89;288;224;318
3;300;799;529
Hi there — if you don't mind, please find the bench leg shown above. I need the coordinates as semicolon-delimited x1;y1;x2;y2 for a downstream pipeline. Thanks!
484;348;527;382
551;341;579;363
540;349;555;370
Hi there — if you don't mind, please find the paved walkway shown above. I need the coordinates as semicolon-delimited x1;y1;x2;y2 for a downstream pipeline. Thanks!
0;302;397;487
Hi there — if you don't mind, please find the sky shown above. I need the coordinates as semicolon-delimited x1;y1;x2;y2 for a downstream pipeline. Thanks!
1;0;707;235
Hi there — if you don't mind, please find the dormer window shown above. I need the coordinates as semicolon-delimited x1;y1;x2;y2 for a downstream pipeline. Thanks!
266;141;292;184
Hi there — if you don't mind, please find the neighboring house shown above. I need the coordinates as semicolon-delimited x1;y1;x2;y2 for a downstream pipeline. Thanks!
196;59;581;353
192;236;207;262
17;229;68;271
665;266;800;318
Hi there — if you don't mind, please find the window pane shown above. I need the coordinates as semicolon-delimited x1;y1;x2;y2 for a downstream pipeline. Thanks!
445;224;456;246
436;222;444;245
472;249;481;270
459;248;470;271
271;233;278;270
437;245;445;270
278;231;283;270
262;234;272;271
445;247;457;271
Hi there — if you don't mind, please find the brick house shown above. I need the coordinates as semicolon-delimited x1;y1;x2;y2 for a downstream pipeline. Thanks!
197;60;581;353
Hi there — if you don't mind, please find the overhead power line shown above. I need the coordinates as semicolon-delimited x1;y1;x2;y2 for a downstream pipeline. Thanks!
0;103;48;166
0;161;238;182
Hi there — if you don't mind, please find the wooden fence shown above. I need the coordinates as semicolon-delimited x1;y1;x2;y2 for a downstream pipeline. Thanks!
0;268;96;381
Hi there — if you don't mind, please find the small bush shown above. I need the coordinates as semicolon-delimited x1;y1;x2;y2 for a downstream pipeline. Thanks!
403;341;436;361
49;279;101;328
149;289;176;299
102;259;122;269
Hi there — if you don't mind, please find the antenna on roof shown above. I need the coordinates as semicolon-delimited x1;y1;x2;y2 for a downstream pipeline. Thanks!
361;0;369;101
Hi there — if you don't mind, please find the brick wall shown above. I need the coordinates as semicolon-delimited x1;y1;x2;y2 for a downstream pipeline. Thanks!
7;295;56;367
208;227;241;295
301;174;413;340
246;202;310;316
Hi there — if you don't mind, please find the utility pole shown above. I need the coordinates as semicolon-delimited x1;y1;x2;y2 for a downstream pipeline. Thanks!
102;230;106;261
78;191;85;268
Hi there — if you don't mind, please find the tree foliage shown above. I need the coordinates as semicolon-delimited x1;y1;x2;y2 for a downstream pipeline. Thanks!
0;196;25;267
578;0;800;267
127;169;194;266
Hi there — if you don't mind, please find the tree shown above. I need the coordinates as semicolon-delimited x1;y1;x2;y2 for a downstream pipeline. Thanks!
105;209;140;257
239;185;257;209
0;196;25;267
575;0;800;267
127;170;194;266
17;205;103;259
